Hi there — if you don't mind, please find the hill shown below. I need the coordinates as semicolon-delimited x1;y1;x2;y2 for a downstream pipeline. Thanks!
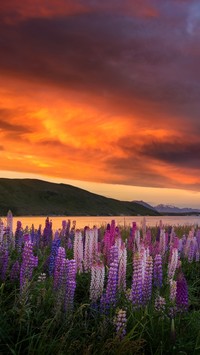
0;178;160;216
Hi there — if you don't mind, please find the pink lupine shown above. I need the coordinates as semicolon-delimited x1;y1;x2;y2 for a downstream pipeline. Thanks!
73;229;83;272
90;261;105;303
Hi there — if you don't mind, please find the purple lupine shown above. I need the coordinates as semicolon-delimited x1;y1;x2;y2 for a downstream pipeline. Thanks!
0;247;9;281
0;219;4;243
73;230;83;272
128;222;137;251
142;255;153;305
105;258;119;307
90;261;105;303
49;238;61;276
153;254;163;288
131;253;143;308
114;309;127;340
176;272;189;312
15;221;23;253
42;217;53;247
20;241;38;292
53;246;66;289
10;260;20;281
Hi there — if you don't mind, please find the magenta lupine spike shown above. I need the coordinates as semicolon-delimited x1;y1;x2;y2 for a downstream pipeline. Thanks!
110;219;116;246
143;255;153;305
103;229;112;264
105;258;119;307
114;309;127;340
153;254;163;288
20;241;38;292
176;272;189;312
90;261;105;303
168;248;178;281
54;246;66;289
131;253;143;308
73;230;83;272
118;244;127;292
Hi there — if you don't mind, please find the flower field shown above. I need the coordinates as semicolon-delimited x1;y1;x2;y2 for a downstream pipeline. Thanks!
0;213;200;354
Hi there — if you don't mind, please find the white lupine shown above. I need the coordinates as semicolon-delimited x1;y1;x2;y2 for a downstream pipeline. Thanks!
84;228;95;271
118;244;127;292
159;228;166;256
170;279;177;302
74;230;83;272
92;227;99;258
90;262;105;303
168;248;178;281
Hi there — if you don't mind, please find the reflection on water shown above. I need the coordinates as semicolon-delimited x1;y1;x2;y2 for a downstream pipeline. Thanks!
2;215;199;231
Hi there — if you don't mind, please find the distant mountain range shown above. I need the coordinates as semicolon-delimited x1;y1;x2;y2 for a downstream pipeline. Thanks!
0;178;159;217
134;201;200;215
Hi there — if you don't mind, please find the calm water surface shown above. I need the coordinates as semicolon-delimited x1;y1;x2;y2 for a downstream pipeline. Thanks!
3;215;200;231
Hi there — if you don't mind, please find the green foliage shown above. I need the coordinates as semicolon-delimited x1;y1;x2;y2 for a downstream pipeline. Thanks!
0;225;200;355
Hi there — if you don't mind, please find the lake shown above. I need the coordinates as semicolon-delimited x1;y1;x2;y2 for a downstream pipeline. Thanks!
2;215;200;231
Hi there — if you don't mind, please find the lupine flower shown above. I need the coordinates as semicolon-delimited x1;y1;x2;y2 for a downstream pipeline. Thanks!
105;258;119;307
176;272;189;312
188;240;195;263
53;246;66;289
131;253;143;308
20;241;38;292
42;217;53;247
64;259;76;313
154;295;166;313
73;230;83;272
114;309;127;340
118;244;127;292
84;228;94;272
143;255;153;305
38;273;46;283
90;262;105;303
15;221;23;253
168;248;178;281
0;219;4;243
153;254;163;288
170;280;177;302
0;248;9;281
10;260;20;281
49;238;61;276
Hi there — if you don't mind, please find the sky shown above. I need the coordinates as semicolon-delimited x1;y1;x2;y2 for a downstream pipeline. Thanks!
1;0;200;208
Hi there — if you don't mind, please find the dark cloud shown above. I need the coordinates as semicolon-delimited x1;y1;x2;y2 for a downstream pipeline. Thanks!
141;139;200;169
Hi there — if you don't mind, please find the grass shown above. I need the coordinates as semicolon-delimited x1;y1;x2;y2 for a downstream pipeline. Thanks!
0;221;199;354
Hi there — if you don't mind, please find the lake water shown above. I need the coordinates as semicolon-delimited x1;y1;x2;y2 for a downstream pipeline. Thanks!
2;215;200;231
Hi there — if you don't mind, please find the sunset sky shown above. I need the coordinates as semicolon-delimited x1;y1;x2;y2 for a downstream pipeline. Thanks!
1;0;200;208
